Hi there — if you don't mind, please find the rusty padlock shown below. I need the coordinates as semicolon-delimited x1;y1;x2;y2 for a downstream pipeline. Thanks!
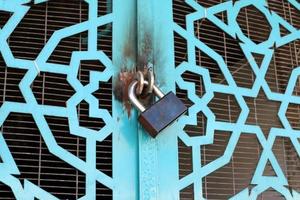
129;80;187;137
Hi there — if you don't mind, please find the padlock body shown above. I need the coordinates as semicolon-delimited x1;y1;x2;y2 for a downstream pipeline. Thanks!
138;92;187;137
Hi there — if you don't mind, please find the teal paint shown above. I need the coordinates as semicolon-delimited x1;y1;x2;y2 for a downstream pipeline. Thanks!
0;0;116;199
137;0;180;199
137;1;157;200
0;0;300;199
174;0;300;199
113;0;139;199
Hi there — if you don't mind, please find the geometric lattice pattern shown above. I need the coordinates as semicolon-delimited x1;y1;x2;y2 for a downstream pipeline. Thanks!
174;0;300;199
1;0;300;199
0;0;114;199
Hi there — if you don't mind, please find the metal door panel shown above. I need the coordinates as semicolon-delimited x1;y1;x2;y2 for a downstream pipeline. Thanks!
136;0;180;199
1;0;300;200
0;0;138;199
171;0;300;200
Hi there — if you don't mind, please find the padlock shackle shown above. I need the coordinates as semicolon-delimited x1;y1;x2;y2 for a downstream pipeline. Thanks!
128;80;164;112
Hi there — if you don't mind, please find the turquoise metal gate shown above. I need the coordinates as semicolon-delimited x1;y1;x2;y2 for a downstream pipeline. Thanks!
169;0;300;199
0;0;138;199
0;0;300;199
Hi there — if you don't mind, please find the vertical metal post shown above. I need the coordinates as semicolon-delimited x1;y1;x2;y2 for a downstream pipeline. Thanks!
113;0;139;199
137;0;180;199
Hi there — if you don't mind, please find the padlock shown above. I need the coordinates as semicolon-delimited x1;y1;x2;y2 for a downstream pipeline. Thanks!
129;80;187;137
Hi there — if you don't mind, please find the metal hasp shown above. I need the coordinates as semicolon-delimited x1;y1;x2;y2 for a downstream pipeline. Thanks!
129;80;187;137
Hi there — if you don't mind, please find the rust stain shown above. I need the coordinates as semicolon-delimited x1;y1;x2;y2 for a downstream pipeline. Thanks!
114;69;135;117
114;67;154;117
137;32;152;71
113;20;136;117
114;26;160;117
